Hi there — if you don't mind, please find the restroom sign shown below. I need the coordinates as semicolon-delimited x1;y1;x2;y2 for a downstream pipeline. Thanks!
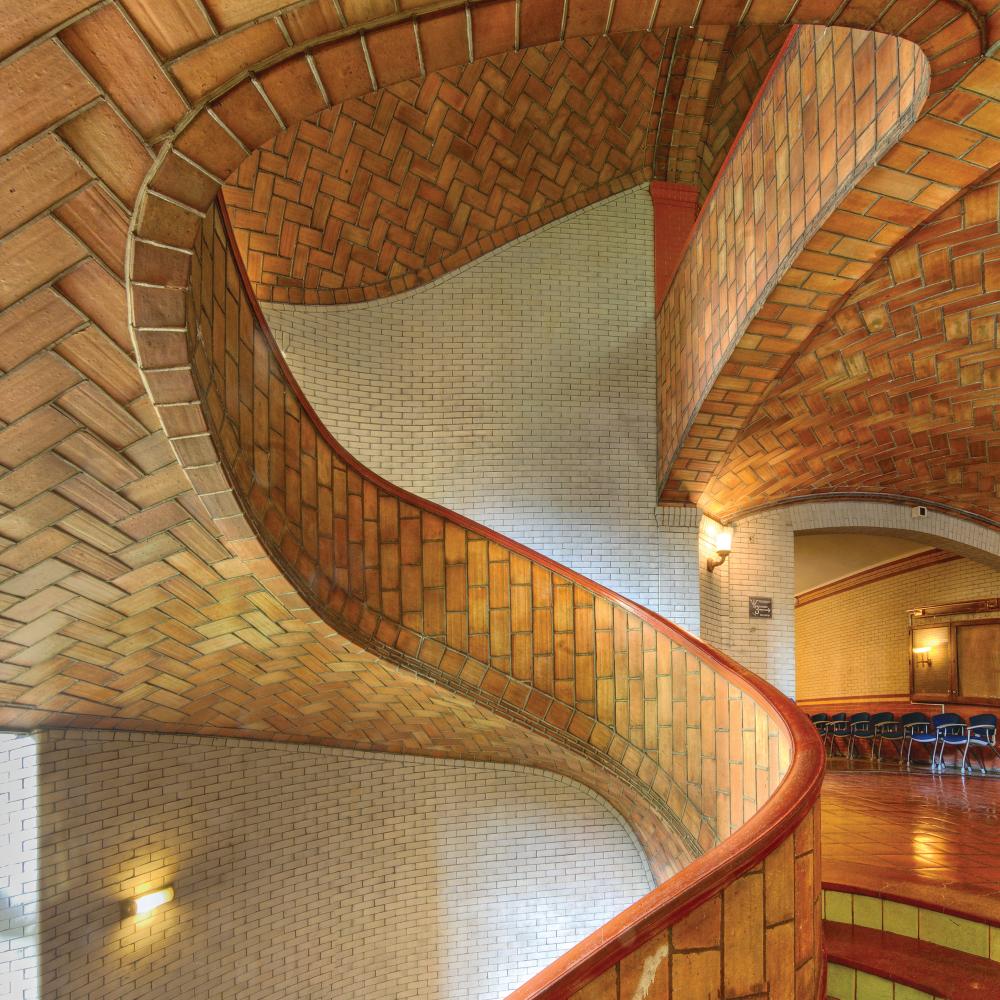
749;597;772;619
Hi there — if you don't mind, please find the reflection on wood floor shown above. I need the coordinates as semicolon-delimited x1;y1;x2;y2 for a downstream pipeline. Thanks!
822;769;1000;923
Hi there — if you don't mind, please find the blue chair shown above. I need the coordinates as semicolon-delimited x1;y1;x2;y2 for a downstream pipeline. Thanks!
905;712;940;766
881;711;930;764
869;712;897;761
825;712;849;756
930;713;966;770
846;712;875;759
962;714;1000;774
810;713;830;738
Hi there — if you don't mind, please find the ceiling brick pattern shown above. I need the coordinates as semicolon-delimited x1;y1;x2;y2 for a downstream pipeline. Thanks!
658;26;1000;524
651;25;729;188
224;33;665;304
703;177;1000;524
651;24;789;198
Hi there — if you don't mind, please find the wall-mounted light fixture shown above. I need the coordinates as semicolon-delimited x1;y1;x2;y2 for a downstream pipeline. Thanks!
123;886;174;918
707;528;733;574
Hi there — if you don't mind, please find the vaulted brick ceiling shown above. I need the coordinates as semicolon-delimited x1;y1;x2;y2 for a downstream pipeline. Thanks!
223;25;789;302
702;172;1000;526
224;33;666;303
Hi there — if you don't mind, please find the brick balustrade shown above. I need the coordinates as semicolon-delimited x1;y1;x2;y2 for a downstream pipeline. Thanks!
657;25;930;505
152;186;825;996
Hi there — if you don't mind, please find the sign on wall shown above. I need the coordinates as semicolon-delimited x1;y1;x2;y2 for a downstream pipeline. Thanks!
749;597;773;619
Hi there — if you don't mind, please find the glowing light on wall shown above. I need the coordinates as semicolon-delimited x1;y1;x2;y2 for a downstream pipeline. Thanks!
123;886;174;918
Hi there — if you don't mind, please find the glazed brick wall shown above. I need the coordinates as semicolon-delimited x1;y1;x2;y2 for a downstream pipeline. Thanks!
700;510;797;698
796;556;1000;700
266;187;703;631
0;733;38;1000
30;729;653;1000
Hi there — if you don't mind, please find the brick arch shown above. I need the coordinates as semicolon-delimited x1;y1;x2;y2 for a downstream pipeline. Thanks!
782;500;1000;567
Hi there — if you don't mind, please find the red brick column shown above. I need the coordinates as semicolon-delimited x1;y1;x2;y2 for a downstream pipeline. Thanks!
650;181;699;308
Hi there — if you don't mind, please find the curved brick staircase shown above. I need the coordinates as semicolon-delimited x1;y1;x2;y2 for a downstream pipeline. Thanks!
2;1;989;993
150;189;828;997
211;188;825;1000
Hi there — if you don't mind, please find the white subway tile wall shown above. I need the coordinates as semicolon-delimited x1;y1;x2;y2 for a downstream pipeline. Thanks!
31;730;653;1000
0;734;38;1000
265;187;702;631
700;509;797;697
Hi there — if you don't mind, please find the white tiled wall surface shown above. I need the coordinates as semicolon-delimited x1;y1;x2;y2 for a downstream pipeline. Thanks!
700;509;797;697
266;187;702;630
786;501;1000;565
0;734;38;1000
797;555;1000;699
31;730;653;1000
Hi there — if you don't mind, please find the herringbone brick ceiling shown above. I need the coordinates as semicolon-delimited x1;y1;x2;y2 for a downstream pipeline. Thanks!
1;0;999;777
224;26;787;303
702;172;1000;526
224;33;664;303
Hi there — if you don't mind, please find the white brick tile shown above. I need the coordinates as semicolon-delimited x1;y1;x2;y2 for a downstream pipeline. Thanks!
2;731;653;999
266;187;702;631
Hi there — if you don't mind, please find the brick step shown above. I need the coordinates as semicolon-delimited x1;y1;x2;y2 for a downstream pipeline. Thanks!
825;920;1000;999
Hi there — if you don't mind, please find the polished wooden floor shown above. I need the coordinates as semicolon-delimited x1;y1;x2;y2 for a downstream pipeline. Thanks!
822;767;1000;923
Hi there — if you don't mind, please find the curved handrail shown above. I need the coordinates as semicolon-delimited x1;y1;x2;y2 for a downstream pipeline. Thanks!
211;193;825;995
217;193;818;734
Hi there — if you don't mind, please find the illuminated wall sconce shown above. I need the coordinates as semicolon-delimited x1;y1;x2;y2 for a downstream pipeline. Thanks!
123;886;174;918
707;528;733;574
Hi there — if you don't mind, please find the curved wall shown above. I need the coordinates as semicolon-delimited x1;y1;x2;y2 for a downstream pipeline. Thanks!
148;193;823;997
265;187;702;629
35;730;653;1000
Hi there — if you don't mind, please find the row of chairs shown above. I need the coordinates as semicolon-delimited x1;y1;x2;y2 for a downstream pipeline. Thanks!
810;711;1000;772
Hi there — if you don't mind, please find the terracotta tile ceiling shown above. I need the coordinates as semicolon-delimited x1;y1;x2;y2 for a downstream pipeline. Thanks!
703;173;1000;525
223;24;788;303
224;32;666;303
655;20;1000;528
